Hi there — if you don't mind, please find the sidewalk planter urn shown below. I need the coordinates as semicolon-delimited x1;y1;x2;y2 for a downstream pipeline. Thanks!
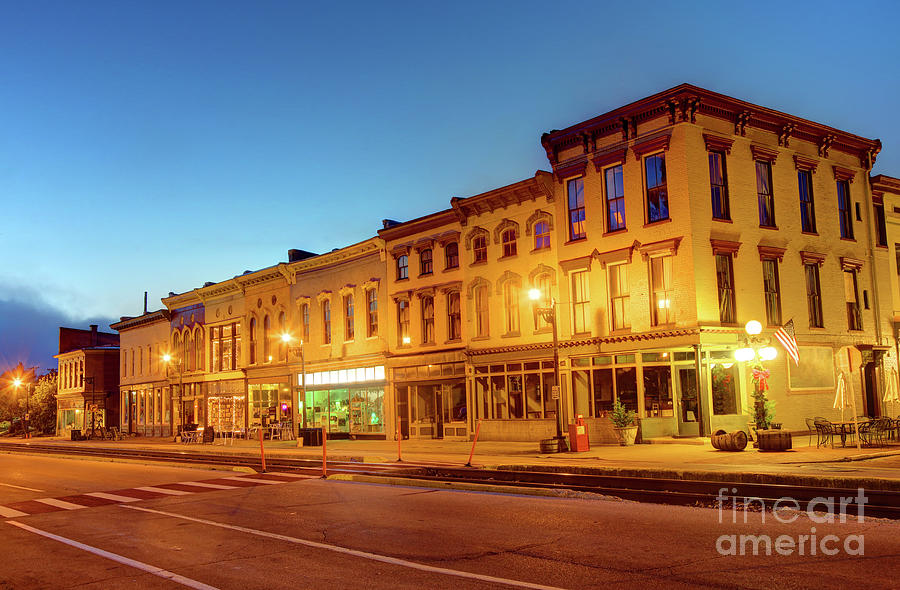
756;429;792;452
613;425;638;446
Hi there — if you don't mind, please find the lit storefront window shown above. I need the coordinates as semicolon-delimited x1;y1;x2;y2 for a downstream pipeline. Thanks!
474;361;555;420
300;366;385;434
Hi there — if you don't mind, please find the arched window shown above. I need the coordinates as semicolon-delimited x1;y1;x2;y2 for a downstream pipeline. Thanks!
249;317;257;364
474;285;489;337
278;311;287;361
182;332;189;371
421;296;434;343
503;282;520;334
534;221;550;249
173;333;181;364
445;242;459;269
447;291;461;341
473;235;487;264
195;328;204;370
186;331;195;371
263;315;271;362
501;229;517;258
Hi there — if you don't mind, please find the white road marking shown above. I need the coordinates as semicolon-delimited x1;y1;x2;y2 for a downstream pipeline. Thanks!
135;486;193;496
86;492;140;503
6;520;219;590
0;506;28;518
176;481;237;490
124;505;567;590
221;476;280;485
34;498;86;510
0;482;44;492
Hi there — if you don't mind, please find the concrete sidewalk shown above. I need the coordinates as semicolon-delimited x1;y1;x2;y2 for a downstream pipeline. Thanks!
3;433;899;490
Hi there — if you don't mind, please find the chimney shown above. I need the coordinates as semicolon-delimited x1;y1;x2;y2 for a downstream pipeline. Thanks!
288;249;316;262
90;324;98;345
144;291;148;314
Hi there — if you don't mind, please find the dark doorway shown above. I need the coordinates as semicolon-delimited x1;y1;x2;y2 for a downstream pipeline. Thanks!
863;362;880;418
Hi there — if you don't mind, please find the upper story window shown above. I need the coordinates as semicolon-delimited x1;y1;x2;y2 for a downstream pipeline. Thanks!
571;271;590;335
322;300;331;344
249;317;257;364
366;289;378;337
844;269;862;330
195;329;204;370
709;151;730;221
534;221;550;249
473;236;487;264
344;295;354;340
263;315;271;361
301;303;310;342
715;254;736;324
397;255;409;280
445;242;459;269
421;296;434;344
805;263;823;328
645;154;668;224
567;177;586;240
762;259;782;326
210;322;240;372
397;300;410;345
420;248;433;275
447;291;461;341
608;263;629;331
798;170;816;233
278;311;287;361
605;165;626;232
837;180;854;239
756;161;775;227
649;255;674;326
875;204;887;247
532;274;552;330
501;229;517;258
474;284;489;338
503;282;520;335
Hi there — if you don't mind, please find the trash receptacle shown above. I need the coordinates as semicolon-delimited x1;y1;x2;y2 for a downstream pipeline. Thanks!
71;429;82;441
568;415;590;452
300;427;323;446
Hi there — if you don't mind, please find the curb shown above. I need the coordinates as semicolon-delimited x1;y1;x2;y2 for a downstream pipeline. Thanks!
0;449;243;473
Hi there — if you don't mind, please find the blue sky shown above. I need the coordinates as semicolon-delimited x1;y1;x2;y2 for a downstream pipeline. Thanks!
1;0;899;371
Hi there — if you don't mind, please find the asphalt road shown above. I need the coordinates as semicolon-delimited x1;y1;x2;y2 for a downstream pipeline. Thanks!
2;453;899;589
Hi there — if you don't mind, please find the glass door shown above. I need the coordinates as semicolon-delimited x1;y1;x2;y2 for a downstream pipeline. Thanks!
676;367;699;436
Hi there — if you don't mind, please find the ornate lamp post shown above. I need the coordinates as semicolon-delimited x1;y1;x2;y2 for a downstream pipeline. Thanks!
734;320;778;431
528;288;566;452
84;375;96;438
12;377;29;439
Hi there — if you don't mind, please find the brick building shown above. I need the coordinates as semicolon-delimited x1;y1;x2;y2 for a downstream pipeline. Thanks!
55;325;120;436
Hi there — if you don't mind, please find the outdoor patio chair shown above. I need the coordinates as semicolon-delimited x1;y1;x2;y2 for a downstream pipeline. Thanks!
857;420;877;447
805;418;817;447
814;420;834;449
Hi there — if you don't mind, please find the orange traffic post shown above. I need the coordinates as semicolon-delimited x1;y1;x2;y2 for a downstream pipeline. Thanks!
258;425;267;473
321;427;327;478
465;419;482;467
397;414;402;462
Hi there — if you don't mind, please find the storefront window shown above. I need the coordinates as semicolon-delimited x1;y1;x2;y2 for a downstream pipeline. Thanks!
208;395;246;431
474;361;554;420
350;389;384;433
642;365;673;417
249;384;278;426
711;361;738;415
615;367;638;412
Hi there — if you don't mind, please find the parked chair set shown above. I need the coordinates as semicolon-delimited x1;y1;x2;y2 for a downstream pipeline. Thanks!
811;416;898;449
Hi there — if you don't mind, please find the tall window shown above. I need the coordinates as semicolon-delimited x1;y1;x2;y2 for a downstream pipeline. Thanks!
609;264;629;331
397;255;408;280
249;317;257;364
605;165;626;231
874;204;887;247
501;229;517;257
571;271;590;334
186;333;194;371
503;282;520;334
474;285;489;337
762;259;781;326
195;329;204;370
567;177;586;240
798;170;816;233
645;154;668;223
263;315;271;362
278;311;287;361
473;235;487;263
344;295;354;340
301;303;310;342
398;300;410;344
837;180;854;239
715;254;735;324
421;296;434;343
805;263;823;328
366;289;378;337
322;301;331;344
650;255;674;325
534;221;550;249
210;322;240;372
756;161;775;227
533;274;551;330
448;292;461;340
709;151;730;221
844;269;862;330
445;242;459;269
420;248;433;275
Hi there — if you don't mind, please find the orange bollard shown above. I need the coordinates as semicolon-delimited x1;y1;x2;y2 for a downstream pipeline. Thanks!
321;426;327;478
397;414;402;462
466;419;482;467
258;425;267;473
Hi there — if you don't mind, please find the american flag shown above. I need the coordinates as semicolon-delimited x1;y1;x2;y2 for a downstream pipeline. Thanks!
774;319;799;366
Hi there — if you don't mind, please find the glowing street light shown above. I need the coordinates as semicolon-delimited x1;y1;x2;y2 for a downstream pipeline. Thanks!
529;287;566;452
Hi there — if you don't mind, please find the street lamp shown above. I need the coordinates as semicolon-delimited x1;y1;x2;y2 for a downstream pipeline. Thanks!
283;333;305;436
733;320;778;432
12;377;28;439
528;287;567;452
84;376;96;438
163;353;184;437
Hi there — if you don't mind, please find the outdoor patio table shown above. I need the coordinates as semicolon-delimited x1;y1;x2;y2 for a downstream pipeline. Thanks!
830;420;869;447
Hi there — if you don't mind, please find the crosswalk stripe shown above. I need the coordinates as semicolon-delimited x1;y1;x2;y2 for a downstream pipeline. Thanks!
34;498;86;510
176;481;237;490
0;506;29;518
135;486;194;496
222;476;281;485
86;492;141;503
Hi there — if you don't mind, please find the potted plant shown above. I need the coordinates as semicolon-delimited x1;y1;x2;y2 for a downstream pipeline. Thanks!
610;400;638;446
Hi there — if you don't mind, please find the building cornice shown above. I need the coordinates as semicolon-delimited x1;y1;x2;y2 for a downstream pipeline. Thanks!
449;171;554;225
111;310;171;332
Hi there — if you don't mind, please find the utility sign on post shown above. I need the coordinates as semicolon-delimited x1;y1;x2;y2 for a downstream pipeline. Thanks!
551;386;560;400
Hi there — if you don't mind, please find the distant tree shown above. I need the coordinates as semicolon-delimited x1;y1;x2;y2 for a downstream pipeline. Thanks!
0;365;56;435
28;370;58;434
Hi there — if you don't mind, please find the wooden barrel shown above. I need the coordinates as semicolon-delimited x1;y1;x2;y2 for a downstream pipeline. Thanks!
757;429;792;451
711;429;748;451
539;437;568;453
